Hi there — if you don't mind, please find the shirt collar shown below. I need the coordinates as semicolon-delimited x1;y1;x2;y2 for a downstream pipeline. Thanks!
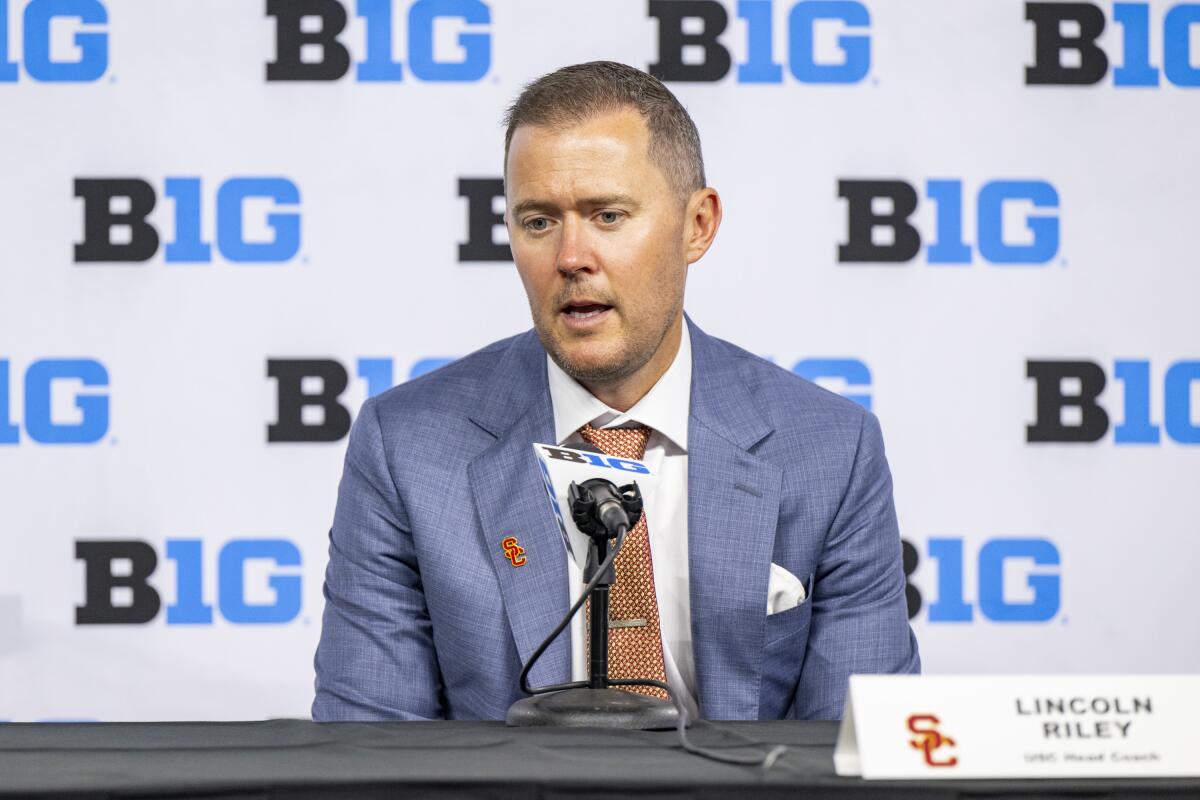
547;318;692;451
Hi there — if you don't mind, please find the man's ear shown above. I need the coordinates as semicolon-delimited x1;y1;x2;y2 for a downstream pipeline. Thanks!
684;188;722;265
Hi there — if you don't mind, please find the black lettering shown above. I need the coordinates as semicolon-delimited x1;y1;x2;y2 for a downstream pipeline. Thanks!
1026;360;1109;442
648;0;730;82
266;0;350;81
902;538;921;619
458;178;512;262
543;447;588;464
73;178;159;263
1025;2;1108;85
75;540;160;624
838;180;920;263
268;359;352;442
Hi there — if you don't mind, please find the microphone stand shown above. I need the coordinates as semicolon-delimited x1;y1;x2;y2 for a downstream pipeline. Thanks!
505;478;681;729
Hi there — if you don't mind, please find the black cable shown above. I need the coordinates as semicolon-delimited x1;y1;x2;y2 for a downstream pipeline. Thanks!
516;522;788;773
518;524;628;696
609;678;788;773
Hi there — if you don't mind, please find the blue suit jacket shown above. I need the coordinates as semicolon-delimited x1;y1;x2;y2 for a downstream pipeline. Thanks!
312;320;919;721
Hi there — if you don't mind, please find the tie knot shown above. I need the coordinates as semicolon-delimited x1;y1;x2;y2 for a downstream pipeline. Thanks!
578;423;650;460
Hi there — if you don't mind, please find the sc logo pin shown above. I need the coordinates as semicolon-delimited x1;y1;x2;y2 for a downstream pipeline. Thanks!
501;536;526;567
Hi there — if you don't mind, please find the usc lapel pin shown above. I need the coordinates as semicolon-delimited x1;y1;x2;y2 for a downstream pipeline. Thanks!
501;536;527;567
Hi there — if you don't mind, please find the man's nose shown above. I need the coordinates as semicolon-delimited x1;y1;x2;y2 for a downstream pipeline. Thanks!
555;216;596;275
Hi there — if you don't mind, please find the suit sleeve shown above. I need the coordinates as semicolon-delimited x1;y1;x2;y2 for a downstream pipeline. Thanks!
790;410;920;720
311;396;444;720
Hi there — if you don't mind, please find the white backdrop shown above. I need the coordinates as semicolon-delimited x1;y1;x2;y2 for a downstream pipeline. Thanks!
0;0;1197;721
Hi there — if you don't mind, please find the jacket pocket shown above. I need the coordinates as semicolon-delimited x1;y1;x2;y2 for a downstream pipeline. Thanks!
765;596;812;646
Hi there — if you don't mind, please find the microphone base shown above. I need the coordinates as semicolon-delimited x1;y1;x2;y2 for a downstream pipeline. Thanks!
505;687;682;730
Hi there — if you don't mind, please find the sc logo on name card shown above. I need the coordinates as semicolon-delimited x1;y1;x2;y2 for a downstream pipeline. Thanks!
838;179;1061;265
1027;359;1200;444
0;0;108;83
75;539;303;625
902;537;1062;623
648;0;871;84
1026;2;1200;87
265;0;491;82
0;358;108;445
74;178;301;264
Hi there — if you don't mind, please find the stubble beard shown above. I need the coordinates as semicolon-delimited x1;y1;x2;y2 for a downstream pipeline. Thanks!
535;294;683;389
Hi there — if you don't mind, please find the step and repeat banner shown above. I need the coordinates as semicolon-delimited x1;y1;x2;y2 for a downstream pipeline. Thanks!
0;0;1197;721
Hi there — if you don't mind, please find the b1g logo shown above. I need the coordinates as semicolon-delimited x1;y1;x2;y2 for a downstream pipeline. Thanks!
903;537;1062;623
1026;2;1200;87
0;358;108;444
0;0;108;82
74;177;301;264
649;0;870;84
75;539;302;625
1027;359;1200;444
839;179;1060;265
267;356;453;442
265;0;491;82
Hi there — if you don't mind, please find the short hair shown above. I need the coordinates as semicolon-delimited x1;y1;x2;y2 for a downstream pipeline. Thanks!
502;61;706;200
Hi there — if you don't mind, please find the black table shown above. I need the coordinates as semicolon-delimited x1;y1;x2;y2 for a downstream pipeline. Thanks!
1;719;1196;798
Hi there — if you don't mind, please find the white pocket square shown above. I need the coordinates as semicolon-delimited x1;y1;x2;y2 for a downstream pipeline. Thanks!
767;562;807;615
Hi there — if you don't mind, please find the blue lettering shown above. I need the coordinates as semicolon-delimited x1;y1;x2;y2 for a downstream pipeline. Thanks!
357;0;403;81
165;540;213;624
977;180;1059;264
215;178;301;263
24;359;108;444
407;0;490;82
1164;4;1200;87
0;360;18;443
217;540;302;624
1113;3;1160;86
1164;360;1200;443
926;180;972;265
737;0;783;83
978;539;1060;622
1114;359;1160;444
23;0;107;82
788;1;870;84
927;538;972;622
164;178;212;263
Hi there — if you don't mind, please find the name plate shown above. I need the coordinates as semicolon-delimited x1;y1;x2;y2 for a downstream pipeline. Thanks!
834;675;1200;779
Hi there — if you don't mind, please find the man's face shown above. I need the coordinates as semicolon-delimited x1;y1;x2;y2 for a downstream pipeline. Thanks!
504;109;690;387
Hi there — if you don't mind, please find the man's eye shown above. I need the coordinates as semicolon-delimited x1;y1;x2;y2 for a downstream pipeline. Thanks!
525;218;550;232
598;211;621;225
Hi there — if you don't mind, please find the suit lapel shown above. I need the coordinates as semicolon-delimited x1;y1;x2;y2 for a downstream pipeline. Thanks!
467;334;571;688
686;321;783;719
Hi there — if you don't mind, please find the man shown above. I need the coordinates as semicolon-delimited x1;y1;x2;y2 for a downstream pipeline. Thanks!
313;61;918;722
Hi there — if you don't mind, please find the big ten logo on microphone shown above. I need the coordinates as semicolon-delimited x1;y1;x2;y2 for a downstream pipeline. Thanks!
267;356;454;442
265;0;491;82
75;539;303;625
0;358;108;445
902;537;1062;623
0;0;107;83
1027;359;1200;444
648;0;871;84
1025;2;1200;87
838;179;1060;265
73;178;301;264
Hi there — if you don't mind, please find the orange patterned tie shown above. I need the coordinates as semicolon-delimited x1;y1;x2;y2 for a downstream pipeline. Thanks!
579;423;670;700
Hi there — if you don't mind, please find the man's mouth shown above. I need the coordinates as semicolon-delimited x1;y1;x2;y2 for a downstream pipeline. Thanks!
561;302;613;320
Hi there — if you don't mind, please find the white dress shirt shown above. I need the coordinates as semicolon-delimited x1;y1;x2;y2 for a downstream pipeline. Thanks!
546;320;699;718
